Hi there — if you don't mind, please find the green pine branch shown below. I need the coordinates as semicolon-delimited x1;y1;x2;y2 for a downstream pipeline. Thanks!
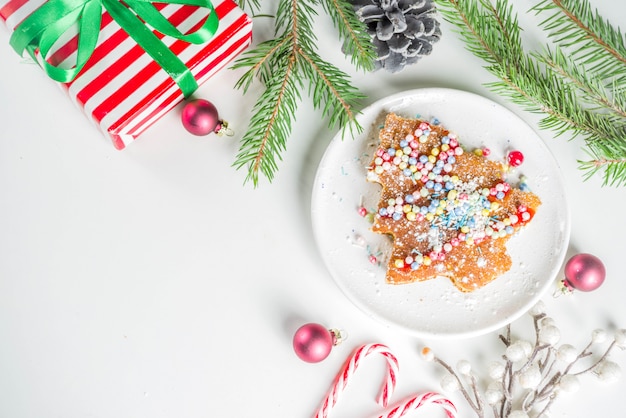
232;0;375;186
434;0;626;186
532;0;626;84
317;0;376;72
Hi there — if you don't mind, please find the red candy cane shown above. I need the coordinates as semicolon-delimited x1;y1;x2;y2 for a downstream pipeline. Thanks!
377;392;457;418
315;343;399;418
314;344;457;418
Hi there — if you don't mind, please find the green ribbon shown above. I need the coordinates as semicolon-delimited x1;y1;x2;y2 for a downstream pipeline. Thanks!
10;0;219;97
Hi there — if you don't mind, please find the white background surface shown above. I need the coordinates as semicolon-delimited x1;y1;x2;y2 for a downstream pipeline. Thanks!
1;1;624;417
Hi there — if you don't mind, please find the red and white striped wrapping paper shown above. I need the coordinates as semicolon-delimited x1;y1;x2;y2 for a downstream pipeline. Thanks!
0;0;252;149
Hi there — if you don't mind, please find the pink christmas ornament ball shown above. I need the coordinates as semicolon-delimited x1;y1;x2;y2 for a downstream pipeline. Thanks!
563;253;606;292
181;99;221;136
293;323;335;363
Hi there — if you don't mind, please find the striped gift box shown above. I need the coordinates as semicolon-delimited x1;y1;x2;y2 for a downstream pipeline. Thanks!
0;0;252;149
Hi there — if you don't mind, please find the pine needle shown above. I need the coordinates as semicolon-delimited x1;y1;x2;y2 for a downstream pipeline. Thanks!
233;0;374;186
236;0;260;13
435;0;626;186
317;0;377;71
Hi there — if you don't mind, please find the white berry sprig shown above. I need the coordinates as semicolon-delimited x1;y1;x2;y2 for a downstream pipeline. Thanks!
421;301;625;418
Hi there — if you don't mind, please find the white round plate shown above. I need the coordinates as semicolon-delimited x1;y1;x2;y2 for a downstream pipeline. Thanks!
311;88;571;339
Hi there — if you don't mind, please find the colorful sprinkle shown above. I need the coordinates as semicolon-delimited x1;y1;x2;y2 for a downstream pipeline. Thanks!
507;150;524;167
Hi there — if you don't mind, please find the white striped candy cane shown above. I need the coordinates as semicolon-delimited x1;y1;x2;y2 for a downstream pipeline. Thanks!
314;343;399;418
375;392;457;418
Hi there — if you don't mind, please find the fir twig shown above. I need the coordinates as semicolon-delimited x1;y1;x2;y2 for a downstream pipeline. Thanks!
317;0;377;71
232;0;374;185
434;0;626;186
532;0;626;85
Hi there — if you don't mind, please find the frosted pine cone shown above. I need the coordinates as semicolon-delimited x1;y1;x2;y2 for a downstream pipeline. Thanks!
351;0;441;73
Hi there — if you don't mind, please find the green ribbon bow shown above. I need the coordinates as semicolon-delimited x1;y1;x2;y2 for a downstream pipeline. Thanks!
10;0;219;97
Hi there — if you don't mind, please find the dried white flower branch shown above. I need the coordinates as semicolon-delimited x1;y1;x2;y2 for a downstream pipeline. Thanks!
421;301;626;418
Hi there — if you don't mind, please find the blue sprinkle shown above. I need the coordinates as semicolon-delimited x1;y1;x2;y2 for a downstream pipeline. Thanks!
419;155;429;164
520;183;530;191
431;118;440;125
408;157;417;165
442;136;450;144
447;156;456;164
379;208;387;216
433;183;443;192
405;194;415;204
392;212;402;221
496;191;505;200
388;147;396;155
426;180;435;189
411;261;420;270
445;181;454;190
505;225;514;234
400;140;408;148
403;168;413;177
